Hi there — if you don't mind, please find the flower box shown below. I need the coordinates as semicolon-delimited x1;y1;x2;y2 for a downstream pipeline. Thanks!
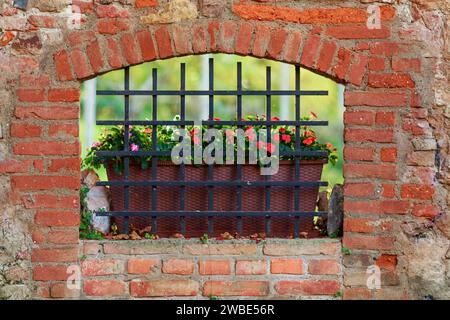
107;159;327;238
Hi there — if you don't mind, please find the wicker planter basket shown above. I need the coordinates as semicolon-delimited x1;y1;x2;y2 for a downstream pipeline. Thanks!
107;159;327;238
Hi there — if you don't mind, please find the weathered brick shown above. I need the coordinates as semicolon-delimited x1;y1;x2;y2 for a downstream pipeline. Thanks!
236;260;266;275
84;280;127;297
53;50;74;81
275;280;339;296
344;146;374;161
33;265;70;281
308;259;340;275
412;204;440;218
155;26;173;59
345;91;407;107
14;141;79;156
184;243;257;255
368;73;415;88
401;184;435;200
270;259;303;274
48;230;79;244
32;247;78;262
81;259;124;276
235;22;253;55
162;259;194;275
343;235;396;250
267;28;287;59
10;123;42;138
48;88;80;102
198;260;230;275
317;40;337;73
130;280;198;297
128;259;159;274
203;281;269;297
35;211;79;227
136;30;156;61
263;240;339;256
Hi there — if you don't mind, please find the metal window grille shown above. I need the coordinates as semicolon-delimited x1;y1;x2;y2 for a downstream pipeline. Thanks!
95;58;329;238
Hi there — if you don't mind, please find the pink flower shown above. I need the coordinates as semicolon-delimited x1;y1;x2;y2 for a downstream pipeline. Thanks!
193;136;201;145
130;143;139;152
281;134;291;143
92;141;101;148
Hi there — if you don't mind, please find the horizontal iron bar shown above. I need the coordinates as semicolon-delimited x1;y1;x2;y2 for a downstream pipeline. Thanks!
96;120;328;126
96;180;328;187
96;90;328;96
95;211;328;217
95;150;328;157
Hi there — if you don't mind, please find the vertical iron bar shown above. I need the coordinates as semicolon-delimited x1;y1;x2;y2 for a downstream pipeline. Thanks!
123;67;130;235
294;65;301;238
207;58;214;235
236;62;243;235
151;68;158;234
265;66;272;236
179;63;186;235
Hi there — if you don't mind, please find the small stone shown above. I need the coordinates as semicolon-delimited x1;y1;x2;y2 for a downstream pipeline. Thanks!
86;186;111;233
140;0;197;24
412;138;437;151
11;33;42;55
327;184;344;236
81;169;99;189
30;0;70;12
201;0;227;18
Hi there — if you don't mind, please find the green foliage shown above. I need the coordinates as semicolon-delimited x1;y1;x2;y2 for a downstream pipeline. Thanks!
144;232;157;240
200;233;209;244
334;291;343;298
79;188;104;240
209;295;219;300
342;247;352;255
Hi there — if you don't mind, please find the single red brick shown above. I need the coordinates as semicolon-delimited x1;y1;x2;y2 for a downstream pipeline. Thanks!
344;110;374;126
10;123;42;138
308;259;340;275
35;211;79;227
120;33;140;65
130;280;198;297
70;49;92;79
33;265;70;281
106;38;122;69
14;141;79;156
0;160;33;173
392;58;421;72
16;89;45;102
344;183;375;197
50;282;80;298
344;287;372;300
136;30;156;61
48;124;79;138
283;31;302;63
192;24;207;53
23;194;79;209
348;53;368;86
317;40;337;73
86;40;104;73
32;247;78;263
97;19;129;35
12;175;79;190
48;230;79;244
345;200;409;214
252;25;271;58
208;21;220;52
412;204;439;218
220;20;237;53
344;146;374;161
171;25;191;56
135;0;158;8
267;28;287;59
401;184;435;200
48;158;81;173
84;280;127;297
198;260;231;275
162;259;194;275
54;50;74;81
345;91;407;107
155;26;173;59
236;260;266;275
380;148;397;162
376;254;397;271
48;88;80;102
369;73;415;88
235;22;253;55
345;128;393;143
95;4;129;18
370;42;402;56
15;106;79;120
376;111;395;126
344;217;376;233
327;25;390;39
128;259;159;274
343;235;396;250
332;48;352;80
270;259;303;274
203;281;269;297
382;184;396;198
300;35;320;68
81;259;124;276
275;280;339;296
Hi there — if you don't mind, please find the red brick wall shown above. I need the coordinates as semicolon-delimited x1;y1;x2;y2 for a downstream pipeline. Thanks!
0;0;447;300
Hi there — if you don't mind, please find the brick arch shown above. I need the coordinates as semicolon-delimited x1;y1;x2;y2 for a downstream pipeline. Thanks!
51;20;371;87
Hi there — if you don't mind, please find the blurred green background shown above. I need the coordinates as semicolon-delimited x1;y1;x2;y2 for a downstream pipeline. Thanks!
80;54;344;190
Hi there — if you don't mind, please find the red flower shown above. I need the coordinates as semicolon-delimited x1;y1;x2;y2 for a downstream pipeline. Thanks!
267;142;276;154
327;143;333;149
245;127;256;142
303;138;313;146
279;127;286;134
281;134;291;143
271;117;280;121
213;117;221;121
